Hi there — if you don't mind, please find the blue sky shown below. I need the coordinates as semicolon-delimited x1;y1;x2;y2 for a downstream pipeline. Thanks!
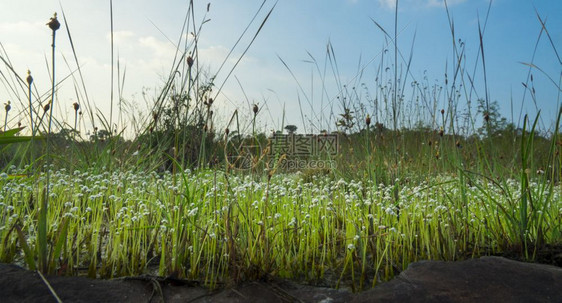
1;0;560;136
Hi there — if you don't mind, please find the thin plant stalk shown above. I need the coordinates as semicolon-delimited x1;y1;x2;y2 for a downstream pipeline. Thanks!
38;12;60;274
27;71;34;134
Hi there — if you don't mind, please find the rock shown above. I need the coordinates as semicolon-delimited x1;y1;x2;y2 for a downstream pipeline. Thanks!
352;256;562;303
554;253;562;267
0;263;151;303
1;257;561;302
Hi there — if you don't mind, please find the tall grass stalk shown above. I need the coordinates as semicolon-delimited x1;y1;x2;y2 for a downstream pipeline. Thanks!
36;12;62;274
109;0;115;134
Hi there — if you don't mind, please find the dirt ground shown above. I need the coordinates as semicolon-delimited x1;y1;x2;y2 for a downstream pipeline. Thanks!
2;255;562;302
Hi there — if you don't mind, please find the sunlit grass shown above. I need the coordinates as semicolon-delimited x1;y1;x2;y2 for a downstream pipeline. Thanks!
1;166;560;289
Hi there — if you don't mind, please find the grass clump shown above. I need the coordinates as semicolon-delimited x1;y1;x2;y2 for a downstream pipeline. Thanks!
1;167;561;290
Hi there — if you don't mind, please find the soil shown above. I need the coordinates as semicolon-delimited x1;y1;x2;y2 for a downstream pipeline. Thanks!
2;255;562;302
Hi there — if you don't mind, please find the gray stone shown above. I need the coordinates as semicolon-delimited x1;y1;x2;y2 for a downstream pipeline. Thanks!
1;257;561;302
352;256;562;303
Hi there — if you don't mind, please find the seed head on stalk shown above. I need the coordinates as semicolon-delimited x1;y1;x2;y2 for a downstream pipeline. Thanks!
43;101;50;113
4;101;11;131
26;70;34;134
186;56;194;68
26;70;33;85
47;13;60;32
73;102;80;132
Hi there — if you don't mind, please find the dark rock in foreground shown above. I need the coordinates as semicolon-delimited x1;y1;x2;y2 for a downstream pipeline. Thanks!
1;256;561;302
353;256;562;303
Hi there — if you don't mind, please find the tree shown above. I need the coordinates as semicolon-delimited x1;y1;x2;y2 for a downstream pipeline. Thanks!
90;129;111;142
477;99;508;138
336;108;355;133
284;125;297;134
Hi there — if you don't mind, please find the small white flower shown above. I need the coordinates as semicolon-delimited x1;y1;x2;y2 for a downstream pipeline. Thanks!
288;217;297;227
347;244;355;251
187;207;198;217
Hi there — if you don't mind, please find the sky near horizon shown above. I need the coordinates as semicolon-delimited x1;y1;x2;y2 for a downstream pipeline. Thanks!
0;0;561;136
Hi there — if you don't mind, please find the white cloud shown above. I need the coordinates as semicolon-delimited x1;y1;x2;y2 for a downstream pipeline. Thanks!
0;21;43;34
107;30;136;44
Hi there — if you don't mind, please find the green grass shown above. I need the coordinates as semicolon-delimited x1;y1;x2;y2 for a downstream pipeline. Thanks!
0;0;561;293
0;166;560;290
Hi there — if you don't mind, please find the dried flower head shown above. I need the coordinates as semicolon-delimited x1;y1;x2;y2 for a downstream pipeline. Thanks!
186;56;194;68
73;102;80;112
365;114;371;127
26;70;33;85
43;101;51;112
4;101;11;112
253;104;259;115
225;128;230;136
47;13;60;31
